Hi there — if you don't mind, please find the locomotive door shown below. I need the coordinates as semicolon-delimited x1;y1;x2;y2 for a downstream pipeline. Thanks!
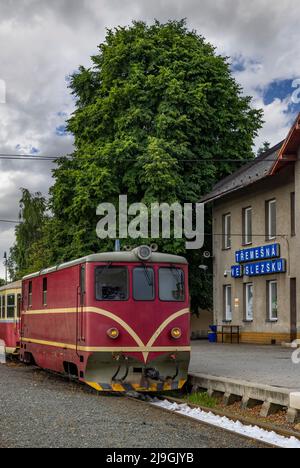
290;278;297;342
77;265;86;349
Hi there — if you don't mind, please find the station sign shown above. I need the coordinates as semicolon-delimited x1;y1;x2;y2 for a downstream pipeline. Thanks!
244;259;286;277
235;243;280;264
231;259;286;278
231;243;286;278
231;265;243;278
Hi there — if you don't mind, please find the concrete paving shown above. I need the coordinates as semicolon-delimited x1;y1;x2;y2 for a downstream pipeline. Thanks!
190;342;300;392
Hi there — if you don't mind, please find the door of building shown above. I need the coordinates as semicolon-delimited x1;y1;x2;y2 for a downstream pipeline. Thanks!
290;278;297;342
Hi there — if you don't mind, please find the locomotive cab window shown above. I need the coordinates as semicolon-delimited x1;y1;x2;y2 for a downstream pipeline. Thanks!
133;267;155;301
159;267;185;302
95;266;128;301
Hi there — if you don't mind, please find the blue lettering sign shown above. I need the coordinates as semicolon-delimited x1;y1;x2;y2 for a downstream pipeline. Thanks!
232;259;286;278
235;244;280;264
243;259;286;277
231;265;243;278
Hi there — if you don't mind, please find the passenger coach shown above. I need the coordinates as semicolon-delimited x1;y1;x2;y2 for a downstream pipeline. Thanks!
0;280;22;354
20;247;191;392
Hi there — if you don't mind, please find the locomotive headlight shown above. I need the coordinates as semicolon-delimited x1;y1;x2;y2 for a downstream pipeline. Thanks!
107;328;120;339
171;327;182;339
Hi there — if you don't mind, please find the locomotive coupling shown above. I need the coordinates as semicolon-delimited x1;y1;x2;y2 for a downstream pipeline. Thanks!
144;367;164;382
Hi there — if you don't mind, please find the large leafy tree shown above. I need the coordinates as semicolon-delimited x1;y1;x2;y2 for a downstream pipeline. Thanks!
8;189;48;280
37;20;263;311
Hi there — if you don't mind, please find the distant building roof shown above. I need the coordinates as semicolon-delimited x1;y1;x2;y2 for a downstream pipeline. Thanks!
200;142;283;204
0;280;22;292
201;113;300;204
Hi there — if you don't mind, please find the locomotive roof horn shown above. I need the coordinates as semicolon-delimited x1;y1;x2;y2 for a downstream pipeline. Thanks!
134;245;152;261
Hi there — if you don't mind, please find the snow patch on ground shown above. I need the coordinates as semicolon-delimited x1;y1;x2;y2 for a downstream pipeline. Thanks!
152;399;300;449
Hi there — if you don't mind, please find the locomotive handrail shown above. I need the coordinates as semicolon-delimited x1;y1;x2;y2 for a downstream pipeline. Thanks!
76;285;80;356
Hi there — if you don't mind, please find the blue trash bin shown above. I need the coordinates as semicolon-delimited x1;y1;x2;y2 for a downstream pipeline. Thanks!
209;325;217;333
208;332;217;343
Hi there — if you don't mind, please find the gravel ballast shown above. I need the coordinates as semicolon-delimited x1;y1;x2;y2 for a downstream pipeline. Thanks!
0;363;268;448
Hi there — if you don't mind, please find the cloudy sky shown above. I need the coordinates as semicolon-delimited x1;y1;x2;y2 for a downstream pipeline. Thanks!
0;0;300;278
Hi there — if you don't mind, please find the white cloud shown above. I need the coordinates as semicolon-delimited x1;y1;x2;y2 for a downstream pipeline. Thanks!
0;0;299;276
253;98;293;149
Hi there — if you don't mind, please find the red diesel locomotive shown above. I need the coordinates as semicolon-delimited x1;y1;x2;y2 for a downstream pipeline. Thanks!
20;247;191;392
0;281;22;354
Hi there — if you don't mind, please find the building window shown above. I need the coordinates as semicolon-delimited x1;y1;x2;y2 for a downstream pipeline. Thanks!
223;213;231;249
224;285;232;322
268;280;278;321
291;192;296;237
244;283;254;321
243;207;252;245
43;278;47;306
28;281;32;307
266;199;277;240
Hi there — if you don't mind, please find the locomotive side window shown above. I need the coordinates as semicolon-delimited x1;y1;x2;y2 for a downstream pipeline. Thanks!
28;281;33;307
133;267;155;301
43;278;47;306
95;266;128;301
159;268;185;302
7;294;15;319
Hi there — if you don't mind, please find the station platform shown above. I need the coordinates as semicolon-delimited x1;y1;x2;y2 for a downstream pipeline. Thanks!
189;342;300;422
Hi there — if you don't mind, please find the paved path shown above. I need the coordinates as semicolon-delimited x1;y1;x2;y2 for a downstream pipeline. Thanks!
0;363;266;448
190;342;300;391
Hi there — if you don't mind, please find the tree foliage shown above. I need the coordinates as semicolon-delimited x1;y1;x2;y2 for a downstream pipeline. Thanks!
8;189;48;280
257;141;271;157
12;20;263;311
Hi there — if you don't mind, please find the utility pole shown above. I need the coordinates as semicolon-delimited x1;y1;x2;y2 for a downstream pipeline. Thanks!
3;252;7;285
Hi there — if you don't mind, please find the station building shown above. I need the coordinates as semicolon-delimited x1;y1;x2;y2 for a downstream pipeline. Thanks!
201;114;300;345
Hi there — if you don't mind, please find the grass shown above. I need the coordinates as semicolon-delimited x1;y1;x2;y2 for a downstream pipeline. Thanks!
185;392;218;409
